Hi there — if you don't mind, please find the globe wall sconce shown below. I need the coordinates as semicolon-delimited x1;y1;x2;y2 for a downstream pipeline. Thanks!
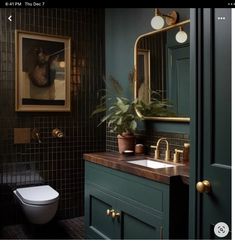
151;8;188;43
151;8;179;30
175;26;188;43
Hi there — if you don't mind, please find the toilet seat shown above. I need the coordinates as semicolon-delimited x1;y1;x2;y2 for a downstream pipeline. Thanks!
15;185;59;205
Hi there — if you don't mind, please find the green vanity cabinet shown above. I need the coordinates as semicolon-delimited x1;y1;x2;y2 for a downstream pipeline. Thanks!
85;161;188;239
85;183;163;239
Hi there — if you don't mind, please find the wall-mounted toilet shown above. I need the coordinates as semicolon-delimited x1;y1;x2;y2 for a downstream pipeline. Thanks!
13;185;59;224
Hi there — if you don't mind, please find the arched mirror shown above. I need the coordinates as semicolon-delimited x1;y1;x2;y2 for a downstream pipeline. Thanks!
134;20;190;122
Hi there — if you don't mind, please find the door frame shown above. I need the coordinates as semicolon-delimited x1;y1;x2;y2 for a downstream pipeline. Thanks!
189;8;203;239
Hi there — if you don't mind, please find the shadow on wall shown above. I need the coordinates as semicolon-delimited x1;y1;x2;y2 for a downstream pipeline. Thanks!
1;162;44;186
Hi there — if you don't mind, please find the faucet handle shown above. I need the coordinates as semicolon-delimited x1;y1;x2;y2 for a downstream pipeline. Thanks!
173;149;183;163
150;145;160;159
52;128;64;138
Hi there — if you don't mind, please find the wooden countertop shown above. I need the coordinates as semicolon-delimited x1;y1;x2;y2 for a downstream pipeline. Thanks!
83;152;189;185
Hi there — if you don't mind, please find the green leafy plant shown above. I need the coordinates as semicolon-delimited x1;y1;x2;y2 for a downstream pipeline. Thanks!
91;75;142;135
91;73;175;134
135;90;176;117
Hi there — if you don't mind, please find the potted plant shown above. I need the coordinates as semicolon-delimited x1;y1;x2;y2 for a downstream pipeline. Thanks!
92;74;174;153
91;75;143;153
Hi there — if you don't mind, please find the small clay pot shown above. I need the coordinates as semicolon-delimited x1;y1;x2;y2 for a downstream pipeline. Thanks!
135;144;144;154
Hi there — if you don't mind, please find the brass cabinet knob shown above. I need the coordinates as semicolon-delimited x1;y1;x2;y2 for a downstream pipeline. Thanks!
106;209;114;216
196;180;211;193
111;211;120;219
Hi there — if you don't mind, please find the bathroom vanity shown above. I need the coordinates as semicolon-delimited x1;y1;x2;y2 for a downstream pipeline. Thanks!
84;152;189;239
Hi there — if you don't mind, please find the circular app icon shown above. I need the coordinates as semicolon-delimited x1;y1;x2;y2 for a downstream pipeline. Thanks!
214;222;229;238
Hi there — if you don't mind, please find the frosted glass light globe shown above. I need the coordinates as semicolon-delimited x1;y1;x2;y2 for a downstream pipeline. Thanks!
59;61;65;68
176;30;188;43
151;15;164;30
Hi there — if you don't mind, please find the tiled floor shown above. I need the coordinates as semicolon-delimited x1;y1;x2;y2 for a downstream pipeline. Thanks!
0;217;85;240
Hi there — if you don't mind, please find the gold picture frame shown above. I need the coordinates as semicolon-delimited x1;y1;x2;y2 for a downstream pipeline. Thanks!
15;30;71;112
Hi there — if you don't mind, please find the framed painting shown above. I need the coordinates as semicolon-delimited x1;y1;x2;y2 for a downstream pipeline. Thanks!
15;30;71;112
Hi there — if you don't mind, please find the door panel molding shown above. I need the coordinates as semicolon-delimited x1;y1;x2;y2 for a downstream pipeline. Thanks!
211;163;231;169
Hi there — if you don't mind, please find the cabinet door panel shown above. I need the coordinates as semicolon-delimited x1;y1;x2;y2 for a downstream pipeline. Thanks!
90;196;114;238
118;199;163;239
122;213;161;239
85;183;117;239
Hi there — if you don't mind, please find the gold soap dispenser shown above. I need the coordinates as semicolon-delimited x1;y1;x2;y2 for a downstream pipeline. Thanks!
183;143;190;163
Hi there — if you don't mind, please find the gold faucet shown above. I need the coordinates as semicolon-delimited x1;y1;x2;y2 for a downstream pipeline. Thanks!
31;128;42;144
150;137;170;162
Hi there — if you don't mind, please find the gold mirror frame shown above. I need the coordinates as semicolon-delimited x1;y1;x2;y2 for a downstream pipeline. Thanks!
134;20;190;122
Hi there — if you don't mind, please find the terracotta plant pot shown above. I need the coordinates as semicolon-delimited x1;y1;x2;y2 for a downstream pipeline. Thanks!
117;133;136;154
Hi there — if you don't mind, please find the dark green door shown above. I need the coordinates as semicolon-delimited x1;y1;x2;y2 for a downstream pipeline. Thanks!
168;45;190;116
190;8;231;239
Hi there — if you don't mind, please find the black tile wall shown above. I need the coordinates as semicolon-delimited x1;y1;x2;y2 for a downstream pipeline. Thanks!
0;8;106;226
106;126;118;152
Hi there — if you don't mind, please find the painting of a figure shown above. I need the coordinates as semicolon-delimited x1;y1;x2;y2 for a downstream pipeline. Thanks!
15;30;71;112
26;46;57;88
22;38;65;104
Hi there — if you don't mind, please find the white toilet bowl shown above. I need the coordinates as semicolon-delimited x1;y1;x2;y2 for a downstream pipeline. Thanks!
14;185;59;224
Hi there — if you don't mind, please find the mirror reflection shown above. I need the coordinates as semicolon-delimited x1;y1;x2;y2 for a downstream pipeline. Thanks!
134;20;190;122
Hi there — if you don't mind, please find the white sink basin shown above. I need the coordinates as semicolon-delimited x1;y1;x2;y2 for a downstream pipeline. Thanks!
127;159;174;169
